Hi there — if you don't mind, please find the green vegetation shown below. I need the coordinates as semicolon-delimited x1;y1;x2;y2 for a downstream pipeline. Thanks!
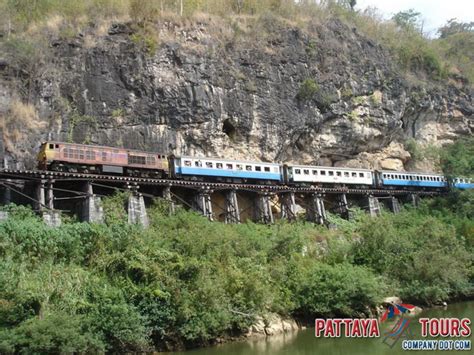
297;78;319;101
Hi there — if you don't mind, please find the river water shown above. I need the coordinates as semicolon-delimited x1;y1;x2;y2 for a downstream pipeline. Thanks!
174;301;473;355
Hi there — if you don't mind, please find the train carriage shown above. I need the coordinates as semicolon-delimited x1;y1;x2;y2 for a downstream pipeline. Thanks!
376;170;448;189
171;156;281;183
452;177;474;190
38;141;168;177
284;164;373;186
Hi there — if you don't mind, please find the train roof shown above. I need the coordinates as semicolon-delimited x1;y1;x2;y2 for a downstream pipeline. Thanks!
41;141;166;155
176;155;280;166
380;170;445;176
287;164;373;172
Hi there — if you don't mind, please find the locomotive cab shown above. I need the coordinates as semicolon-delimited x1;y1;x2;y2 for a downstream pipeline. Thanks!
37;142;60;170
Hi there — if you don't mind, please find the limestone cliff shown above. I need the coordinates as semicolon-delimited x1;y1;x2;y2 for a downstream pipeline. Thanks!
0;17;472;170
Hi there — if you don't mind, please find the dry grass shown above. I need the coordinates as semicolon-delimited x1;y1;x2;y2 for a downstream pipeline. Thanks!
0;100;47;153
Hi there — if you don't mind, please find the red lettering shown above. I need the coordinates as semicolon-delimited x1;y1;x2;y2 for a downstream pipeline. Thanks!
333;319;342;337
351;319;362;337
315;319;325;337
369;319;380;337
325;320;335;337
460;318;471;337
451;318;460;336
429;319;439;336
343;319;352;337
419;318;429;337
440;318;450;337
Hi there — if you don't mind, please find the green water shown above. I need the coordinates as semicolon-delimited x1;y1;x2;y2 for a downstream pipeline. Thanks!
173;301;474;355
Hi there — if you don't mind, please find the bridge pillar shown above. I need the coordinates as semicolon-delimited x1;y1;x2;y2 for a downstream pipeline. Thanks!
255;192;274;224
336;193;350;219
0;180;11;205
367;195;381;217
127;186;149;227
280;192;297;222
36;177;61;227
389;196;401;214
224;190;240;224
410;193;419;208
82;181;104;223
194;187;213;221
42;210;62;227
35;178;46;212
162;185;175;214
306;193;326;225
0;211;8;221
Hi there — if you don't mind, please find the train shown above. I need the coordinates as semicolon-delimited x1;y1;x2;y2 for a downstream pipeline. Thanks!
37;141;474;190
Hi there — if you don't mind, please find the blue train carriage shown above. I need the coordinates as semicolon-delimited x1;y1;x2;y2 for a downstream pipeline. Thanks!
376;170;448;190
284;164;374;186
171;156;282;184
452;177;474;190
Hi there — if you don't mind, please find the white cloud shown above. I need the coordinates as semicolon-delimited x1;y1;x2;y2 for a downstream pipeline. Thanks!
356;0;474;36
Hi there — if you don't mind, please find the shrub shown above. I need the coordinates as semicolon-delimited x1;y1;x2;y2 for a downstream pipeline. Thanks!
297;78;319;101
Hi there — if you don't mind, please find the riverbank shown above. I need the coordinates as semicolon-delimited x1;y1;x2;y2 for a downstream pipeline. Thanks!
0;188;472;353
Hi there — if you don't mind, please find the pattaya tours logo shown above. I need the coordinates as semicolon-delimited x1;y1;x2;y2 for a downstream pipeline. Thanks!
315;303;472;351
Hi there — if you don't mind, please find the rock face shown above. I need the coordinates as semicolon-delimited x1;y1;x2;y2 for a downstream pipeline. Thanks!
246;314;298;337
0;17;472;170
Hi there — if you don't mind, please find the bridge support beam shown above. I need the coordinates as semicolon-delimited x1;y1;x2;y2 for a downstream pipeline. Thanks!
127;186;149;227
0;180;11;205
410;193;419;208
194;188;213;221
306;193;326;225
336;193;350;219
224;190;240;224
280;192;296;222
82;181;104;223
35;178;61;227
255;193;274;224
389;196;401;214
367;195;381;217
162;185;175;215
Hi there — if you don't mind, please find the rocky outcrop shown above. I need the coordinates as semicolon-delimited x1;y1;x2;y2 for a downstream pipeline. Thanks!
0;17;472;170
246;313;298;338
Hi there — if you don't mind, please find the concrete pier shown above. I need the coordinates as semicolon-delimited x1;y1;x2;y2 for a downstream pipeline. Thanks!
367;195;382;217
195;188;213;221
224;189;240;224
82;181;104;223
389;196;401;213
306;193;326;225
128;187;149;227
280;192;297;222
255;193;274;224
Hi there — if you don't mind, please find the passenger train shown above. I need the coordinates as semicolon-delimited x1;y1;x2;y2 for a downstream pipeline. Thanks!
37;141;474;190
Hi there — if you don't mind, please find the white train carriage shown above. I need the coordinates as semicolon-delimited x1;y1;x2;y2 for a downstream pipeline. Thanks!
285;164;373;185
173;156;281;182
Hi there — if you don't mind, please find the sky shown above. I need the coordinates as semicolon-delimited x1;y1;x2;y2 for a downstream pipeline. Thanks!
355;0;474;36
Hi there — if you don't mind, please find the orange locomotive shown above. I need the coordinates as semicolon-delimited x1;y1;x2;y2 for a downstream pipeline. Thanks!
37;141;168;177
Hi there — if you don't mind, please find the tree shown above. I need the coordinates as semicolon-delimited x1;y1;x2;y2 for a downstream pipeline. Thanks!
438;18;474;38
392;9;422;31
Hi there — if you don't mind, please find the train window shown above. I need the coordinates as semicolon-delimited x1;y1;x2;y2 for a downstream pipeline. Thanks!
321;170;326;176
359;173;364;178
147;156;156;165
49;143;54;149
352;172;357;177
274;167;279;173
383;174;387;178
216;163;223;169
195;161;202;167
336;171;341;177
303;169;309;175
313;170;318;175
236;164;243;170
246;165;252;171
129;155;146;165
55;144;59;149
328;171;334;176
255;166;261;172
184;160;192;167
78;150;84;159
344;172;349;177
206;162;213;168
227;164;234;169
264;167;270;172
295;169;301;174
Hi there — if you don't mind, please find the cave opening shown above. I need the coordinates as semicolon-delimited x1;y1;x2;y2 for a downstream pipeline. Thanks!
222;119;237;140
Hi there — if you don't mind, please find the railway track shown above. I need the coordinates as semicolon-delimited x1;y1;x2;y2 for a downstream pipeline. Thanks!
0;169;443;196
